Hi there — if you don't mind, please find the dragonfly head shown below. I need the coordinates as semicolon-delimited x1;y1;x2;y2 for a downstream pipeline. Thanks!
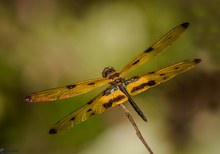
102;66;118;78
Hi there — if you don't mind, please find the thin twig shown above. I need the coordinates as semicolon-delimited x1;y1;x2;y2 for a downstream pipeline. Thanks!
120;104;153;154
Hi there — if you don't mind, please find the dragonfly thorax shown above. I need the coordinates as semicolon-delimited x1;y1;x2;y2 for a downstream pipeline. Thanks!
102;66;119;79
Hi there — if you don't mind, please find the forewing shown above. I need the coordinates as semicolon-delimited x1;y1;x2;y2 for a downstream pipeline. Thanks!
25;78;109;102
125;59;201;96
120;22;189;76
49;86;128;134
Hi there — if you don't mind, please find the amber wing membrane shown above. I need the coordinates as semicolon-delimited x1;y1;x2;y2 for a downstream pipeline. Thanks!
125;59;201;96
120;22;189;76
49;86;128;134
25;78;109;102
49;59;201;134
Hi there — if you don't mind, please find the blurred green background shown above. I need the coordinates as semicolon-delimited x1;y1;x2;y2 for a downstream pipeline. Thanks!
0;0;220;154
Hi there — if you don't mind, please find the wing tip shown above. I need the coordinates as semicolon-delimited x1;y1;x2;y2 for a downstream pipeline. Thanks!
181;22;189;28
24;95;33;103
194;59;202;64
49;128;58;134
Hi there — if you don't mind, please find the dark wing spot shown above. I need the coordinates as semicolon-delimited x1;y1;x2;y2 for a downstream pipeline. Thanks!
90;112;95;116
149;71;155;74
112;95;126;102
175;67;180;70
132;60;140;65
103;100;113;109
66;84;76;89
49;128;57;134
24;96;32;102
194;59;201;63
144;47;153;53
70;116;76;121
87;82;95;85
160;73;165;76
103;95;126;109
131;80;156;93
147;80;156;86
87;108;92;112
181;22;189;28
87;100;93;105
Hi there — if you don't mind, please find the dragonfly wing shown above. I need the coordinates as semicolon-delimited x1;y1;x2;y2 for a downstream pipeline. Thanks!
49;86;128;134
120;22;189;76
25;78;109;102
125;59;201;96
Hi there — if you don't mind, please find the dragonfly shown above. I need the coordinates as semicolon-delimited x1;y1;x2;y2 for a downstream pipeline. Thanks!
25;22;201;134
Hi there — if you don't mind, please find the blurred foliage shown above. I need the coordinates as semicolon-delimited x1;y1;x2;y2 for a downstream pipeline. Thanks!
0;0;220;154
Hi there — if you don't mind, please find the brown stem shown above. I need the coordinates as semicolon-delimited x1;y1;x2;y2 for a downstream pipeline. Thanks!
120;104;153;154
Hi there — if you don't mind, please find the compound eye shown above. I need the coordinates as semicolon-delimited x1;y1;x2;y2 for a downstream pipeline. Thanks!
105;70;112;77
107;69;112;74
102;67;116;78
